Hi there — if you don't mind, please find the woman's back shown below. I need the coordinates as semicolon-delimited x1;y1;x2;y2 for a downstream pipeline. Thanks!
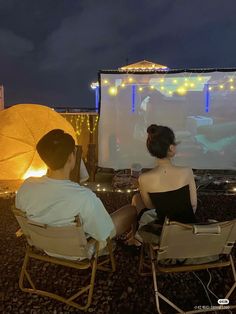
137;124;197;225
140;164;191;193
139;163;197;223
149;185;196;224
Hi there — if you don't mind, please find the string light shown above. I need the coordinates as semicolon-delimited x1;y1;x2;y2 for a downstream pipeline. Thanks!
86;114;99;134
108;86;118;96
177;87;187;95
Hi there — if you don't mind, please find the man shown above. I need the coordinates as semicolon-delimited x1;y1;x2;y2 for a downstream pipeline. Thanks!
16;129;136;257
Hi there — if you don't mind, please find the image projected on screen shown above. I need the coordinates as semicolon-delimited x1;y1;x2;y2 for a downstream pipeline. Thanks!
98;71;236;170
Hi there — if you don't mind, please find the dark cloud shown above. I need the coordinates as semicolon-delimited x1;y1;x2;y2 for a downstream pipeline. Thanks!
0;0;236;108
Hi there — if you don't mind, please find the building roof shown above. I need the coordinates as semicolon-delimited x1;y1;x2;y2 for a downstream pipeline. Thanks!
119;59;168;71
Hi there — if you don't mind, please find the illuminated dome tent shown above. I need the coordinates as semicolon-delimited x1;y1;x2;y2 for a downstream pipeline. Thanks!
0;104;77;180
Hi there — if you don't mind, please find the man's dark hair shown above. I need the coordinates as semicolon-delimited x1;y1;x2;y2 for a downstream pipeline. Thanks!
146;124;176;159
36;129;75;170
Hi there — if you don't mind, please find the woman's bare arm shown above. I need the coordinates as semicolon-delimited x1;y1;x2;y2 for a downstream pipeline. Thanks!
138;175;155;209
188;169;197;213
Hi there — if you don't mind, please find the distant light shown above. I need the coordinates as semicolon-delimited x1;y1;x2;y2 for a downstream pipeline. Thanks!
229;78;234;82
150;85;155;89
190;83;195;87
168;91;173;95
103;79;109;84
138;87;143;91
91;81;99;90
96;184;100;187
160;86;165;90
198;77;203;81
230;85;234;90
128;77;133;82
121;83;126;88
219;85;224;89
233;187;236;192
173;79;178;84
160;78;164;83
208;86;212;91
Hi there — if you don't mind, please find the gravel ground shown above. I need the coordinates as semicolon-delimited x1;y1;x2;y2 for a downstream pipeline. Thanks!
0;195;236;314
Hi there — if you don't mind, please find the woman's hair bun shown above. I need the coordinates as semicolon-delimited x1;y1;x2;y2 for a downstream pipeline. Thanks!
147;124;159;135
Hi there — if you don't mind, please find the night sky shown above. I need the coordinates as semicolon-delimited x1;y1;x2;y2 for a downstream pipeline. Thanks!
1;0;236;109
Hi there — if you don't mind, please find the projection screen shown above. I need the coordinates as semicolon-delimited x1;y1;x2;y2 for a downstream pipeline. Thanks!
98;71;236;170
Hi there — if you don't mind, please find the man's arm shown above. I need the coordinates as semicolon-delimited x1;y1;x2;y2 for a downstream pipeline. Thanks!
79;191;115;241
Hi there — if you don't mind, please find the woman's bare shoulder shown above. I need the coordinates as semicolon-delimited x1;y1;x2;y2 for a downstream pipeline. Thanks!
139;168;156;183
174;166;193;177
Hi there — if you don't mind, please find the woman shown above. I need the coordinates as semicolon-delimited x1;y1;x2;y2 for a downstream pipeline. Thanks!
133;124;197;229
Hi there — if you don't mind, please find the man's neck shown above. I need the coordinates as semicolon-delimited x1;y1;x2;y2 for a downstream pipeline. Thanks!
47;169;70;180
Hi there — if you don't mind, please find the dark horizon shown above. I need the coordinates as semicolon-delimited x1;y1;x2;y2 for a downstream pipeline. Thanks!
1;0;236;109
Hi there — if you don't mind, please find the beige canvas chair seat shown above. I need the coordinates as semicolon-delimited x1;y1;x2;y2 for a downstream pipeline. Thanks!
138;218;236;313
12;207;116;310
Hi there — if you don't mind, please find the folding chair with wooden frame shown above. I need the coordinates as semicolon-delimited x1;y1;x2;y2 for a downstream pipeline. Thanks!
12;207;116;311
138;218;236;314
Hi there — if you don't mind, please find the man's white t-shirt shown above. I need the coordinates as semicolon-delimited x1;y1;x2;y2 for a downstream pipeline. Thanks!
15;176;116;258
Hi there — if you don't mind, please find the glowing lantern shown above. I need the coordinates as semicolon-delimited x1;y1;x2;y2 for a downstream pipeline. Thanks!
0;104;77;180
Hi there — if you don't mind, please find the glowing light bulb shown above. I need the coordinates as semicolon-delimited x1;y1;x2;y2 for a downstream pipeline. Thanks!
173;79;178;84
230;85;234;90
190;83;195;88
103;80;108;84
208;86;212;91
128;77;133;82
177;87;187;95
121;83;125;88
160;78;164;83
229;78;234;82
219;85;224;89
198;77;203;81
168;91;173;95
150;85;155;89
184;83;189;87
160;86;165;90
108;86;118;96
138;87;143;91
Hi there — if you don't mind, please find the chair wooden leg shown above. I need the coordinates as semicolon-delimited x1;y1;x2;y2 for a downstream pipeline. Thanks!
19;246;36;291
225;254;236;299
